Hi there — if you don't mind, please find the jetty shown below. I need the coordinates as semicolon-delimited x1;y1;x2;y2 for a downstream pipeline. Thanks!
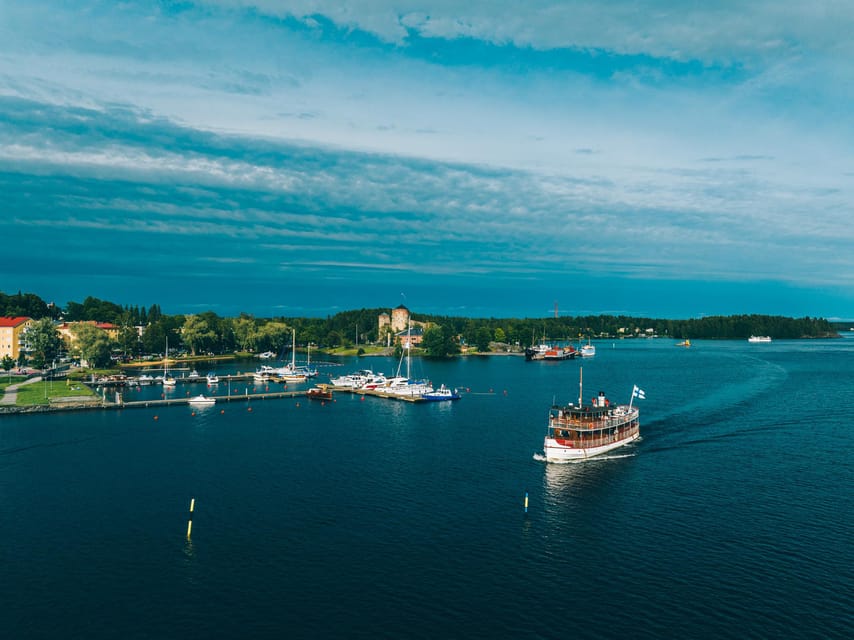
119;389;306;409
327;386;426;403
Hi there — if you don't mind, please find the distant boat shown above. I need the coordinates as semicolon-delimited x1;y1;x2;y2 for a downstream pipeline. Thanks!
421;384;461;402
748;336;772;343
544;345;577;360
330;369;376;388
253;370;273;383
162;337;176;387
137;374;155;385
188;394;215;406
258;330;316;381
306;385;333;401
206;372;219;384
524;342;549;360
676;339;691;347
525;330;576;361
258;351;275;359
579;338;596;357
382;321;433;397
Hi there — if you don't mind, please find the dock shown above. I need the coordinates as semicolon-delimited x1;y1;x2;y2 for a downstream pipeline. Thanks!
327;386;426;402
118;389;306;409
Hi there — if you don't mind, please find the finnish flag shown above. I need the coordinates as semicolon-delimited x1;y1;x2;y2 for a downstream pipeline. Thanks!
632;385;646;400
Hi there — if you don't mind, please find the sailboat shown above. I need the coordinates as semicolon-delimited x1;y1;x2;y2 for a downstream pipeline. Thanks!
280;329;307;382
162;337;176;387
385;322;433;397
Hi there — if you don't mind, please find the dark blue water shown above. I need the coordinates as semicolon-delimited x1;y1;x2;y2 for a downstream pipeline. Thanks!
1;340;852;639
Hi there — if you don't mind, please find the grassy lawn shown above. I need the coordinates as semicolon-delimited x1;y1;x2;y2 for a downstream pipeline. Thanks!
0;375;27;393
15;380;98;406
323;345;393;357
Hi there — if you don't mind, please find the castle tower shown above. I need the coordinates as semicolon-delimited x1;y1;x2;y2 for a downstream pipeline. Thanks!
391;305;410;333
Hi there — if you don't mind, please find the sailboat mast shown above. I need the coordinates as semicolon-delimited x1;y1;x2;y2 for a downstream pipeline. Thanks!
292;329;296;368
406;320;411;379
578;366;583;407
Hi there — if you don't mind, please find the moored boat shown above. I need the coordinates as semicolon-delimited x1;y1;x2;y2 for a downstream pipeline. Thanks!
206;372;219;384
579;338;596;357
525;343;549;360
306;384;333;400
542;370;642;461
188;394;215;406
421;384;461;401
330;369;376;388
543;345;577;360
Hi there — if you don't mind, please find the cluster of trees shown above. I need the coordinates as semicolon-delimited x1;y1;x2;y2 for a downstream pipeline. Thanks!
2;290;840;367
0;291;61;320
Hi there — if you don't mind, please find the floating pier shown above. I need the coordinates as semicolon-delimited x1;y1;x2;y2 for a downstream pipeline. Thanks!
119;389;306;409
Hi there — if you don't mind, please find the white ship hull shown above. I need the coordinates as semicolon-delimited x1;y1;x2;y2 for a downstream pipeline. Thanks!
543;431;639;461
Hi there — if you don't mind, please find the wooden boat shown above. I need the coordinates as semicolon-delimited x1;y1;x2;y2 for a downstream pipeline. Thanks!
306;384;333;400
542;369;641;461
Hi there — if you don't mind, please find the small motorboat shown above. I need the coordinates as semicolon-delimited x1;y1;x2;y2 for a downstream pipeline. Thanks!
306;385;333;401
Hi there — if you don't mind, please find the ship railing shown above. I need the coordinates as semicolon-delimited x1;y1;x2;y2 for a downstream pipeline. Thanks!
553;424;639;449
551;415;637;431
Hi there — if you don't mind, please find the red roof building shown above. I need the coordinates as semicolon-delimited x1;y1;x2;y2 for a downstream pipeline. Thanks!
0;316;34;361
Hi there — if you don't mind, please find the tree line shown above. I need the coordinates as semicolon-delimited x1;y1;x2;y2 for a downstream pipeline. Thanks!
1;290;839;368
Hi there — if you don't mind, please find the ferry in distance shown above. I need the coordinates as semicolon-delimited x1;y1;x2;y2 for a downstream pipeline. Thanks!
541;369;642;461
748;335;772;343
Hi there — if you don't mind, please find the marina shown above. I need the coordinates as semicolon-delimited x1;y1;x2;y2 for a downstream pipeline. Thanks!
2;340;852;639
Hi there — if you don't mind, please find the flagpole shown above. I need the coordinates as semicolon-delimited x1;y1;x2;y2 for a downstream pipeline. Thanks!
629;385;635;410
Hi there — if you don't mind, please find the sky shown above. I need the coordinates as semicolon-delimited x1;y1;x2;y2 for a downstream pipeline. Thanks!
2;1;854;320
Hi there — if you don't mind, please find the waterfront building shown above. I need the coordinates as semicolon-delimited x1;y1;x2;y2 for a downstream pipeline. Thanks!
56;321;121;347
0;316;34;361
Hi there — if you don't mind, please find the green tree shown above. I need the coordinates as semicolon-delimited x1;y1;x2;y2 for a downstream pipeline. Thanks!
1;354;14;381
257;321;291;353
475;327;493;352
494;327;506;343
232;317;258;352
71;323;114;368
421;326;446;356
182;314;216;356
116;311;139;357
25;318;62;369
422;325;460;357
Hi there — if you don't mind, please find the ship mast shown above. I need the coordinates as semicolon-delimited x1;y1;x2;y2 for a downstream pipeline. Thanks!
578;367;583;407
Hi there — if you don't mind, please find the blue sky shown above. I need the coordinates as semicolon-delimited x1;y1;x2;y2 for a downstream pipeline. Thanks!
2;1;853;319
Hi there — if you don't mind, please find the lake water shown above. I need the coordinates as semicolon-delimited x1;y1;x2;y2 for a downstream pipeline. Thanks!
1;339;852;639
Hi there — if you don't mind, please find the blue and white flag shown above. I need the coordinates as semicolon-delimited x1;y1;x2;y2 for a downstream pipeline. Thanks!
632;385;646;400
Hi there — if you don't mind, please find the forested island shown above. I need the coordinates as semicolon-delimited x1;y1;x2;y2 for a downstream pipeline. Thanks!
0;290;840;369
